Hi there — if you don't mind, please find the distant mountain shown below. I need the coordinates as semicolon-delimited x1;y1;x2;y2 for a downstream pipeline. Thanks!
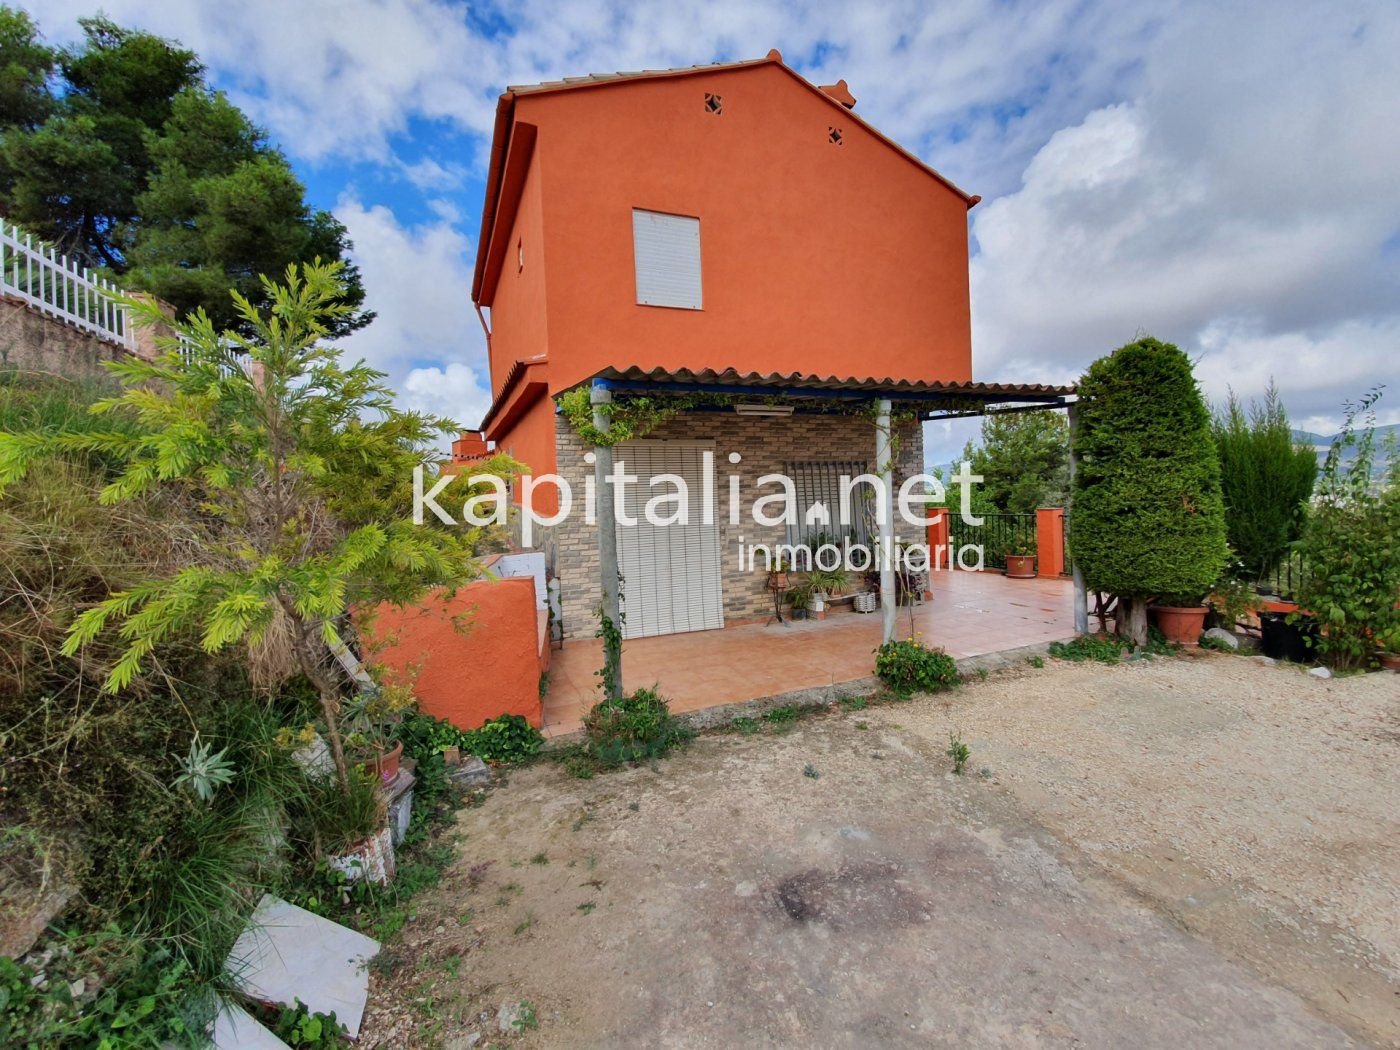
1292;423;1400;449
1291;424;1399;475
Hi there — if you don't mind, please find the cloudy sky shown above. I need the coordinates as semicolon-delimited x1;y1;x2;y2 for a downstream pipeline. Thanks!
29;0;1400;461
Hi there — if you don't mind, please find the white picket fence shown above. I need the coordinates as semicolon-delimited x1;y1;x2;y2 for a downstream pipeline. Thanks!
0;220;134;349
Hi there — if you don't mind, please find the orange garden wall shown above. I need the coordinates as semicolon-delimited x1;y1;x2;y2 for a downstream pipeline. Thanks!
365;577;547;731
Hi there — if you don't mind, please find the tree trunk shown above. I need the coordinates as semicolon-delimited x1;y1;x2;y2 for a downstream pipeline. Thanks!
1116;596;1149;647
291;621;351;794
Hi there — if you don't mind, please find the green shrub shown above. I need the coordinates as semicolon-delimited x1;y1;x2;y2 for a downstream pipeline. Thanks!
262;998;349;1048
0;932;200;1049
1070;337;1230;643
396;711;542;766
874;640;961;694
1212;386;1317;577
583;687;693;767
1048;635;1129;663
1293;392;1400;670
464;713;543;764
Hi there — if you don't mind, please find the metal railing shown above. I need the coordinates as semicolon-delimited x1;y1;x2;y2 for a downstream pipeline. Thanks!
1256;548;1310;601
948;512;1037;570
0;222;133;349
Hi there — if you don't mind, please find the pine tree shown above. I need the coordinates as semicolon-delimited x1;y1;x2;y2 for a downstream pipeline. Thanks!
0;263;506;792
0;9;370;336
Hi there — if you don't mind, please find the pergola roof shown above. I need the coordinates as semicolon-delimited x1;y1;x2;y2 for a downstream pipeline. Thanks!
577;366;1076;417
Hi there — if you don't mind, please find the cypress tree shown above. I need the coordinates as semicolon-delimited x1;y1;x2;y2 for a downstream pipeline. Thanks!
1070;337;1230;643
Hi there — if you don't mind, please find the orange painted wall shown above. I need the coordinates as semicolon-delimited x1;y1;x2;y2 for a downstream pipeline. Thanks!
498;394;559;515
487;148;550;397
365;578;546;731
506;62;972;397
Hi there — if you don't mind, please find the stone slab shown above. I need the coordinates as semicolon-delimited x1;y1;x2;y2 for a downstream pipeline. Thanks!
212;997;290;1050
225;894;379;1038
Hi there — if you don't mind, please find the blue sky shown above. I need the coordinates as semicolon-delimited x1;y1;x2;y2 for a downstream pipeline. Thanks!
29;0;1400;463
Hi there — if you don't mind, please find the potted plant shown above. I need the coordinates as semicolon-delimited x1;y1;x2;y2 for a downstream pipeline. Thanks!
808;566;850;608
768;553;792;592
309;769;395;885
786;579;813;620
1003;536;1038;579
1149;594;1211;647
1376;628;1400;672
343;683;414;784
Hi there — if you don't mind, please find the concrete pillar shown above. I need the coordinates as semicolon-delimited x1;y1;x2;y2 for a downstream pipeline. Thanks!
926;511;950;574
1067;403;1089;635
876;399;896;644
591;382;624;698
126;292;176;361
1036;507;1065;578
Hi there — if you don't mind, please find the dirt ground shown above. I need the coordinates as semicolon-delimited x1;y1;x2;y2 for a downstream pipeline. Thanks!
361;653;1399;1048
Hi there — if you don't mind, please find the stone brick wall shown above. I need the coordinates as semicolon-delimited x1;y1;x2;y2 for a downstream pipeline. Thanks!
550;409;924;640
0;297;126;382
0;293;173;382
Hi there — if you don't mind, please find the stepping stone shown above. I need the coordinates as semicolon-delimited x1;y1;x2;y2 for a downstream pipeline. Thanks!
450;756;493;787
212;997;291;1049
226;894;379;1038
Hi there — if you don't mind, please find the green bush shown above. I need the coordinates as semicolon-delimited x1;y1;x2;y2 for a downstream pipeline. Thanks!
583;687;693;767
1293;392;1400;670
1070;337;1230;643
464;713;543;764
1048;635;1129;663
1212;386;1317;577
261;998;349;1048
874;640;961;694
395;711;542;766
0;931;200;1048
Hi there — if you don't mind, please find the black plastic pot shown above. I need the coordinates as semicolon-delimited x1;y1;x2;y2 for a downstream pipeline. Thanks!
1259;611;1319;662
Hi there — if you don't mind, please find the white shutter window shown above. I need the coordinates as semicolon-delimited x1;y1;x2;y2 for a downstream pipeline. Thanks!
632;209;702;309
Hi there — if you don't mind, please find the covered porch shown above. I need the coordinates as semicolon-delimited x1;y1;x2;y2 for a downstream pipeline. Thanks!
542;569;1077;736
555;365;1083;737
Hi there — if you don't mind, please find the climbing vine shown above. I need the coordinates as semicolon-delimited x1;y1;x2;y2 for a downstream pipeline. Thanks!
559;387;926;450
558;389;740;446
594;571;626;700
859;402;920;475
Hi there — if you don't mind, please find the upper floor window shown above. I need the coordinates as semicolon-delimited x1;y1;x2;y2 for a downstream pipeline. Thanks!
632;209;702;310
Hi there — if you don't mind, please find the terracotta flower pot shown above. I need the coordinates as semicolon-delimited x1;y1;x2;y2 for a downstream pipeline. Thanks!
1379;652;1400;672
769;572;789;591
358;740;403;784
1150;605;1209;647
1004;555;1036;579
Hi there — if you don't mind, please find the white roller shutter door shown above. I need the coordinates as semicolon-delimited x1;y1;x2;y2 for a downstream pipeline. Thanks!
614;440;723;639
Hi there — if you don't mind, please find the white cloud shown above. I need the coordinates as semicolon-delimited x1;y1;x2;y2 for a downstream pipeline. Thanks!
401;362;493;429
25;0;1400;435
969;1;1400;431
333;195;490;432
400;157;469;192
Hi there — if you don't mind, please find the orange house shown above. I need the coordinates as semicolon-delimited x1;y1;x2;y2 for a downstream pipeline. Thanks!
454;51;1071;647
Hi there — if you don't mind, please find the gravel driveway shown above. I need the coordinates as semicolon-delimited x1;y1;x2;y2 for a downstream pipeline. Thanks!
362;653;1398;1048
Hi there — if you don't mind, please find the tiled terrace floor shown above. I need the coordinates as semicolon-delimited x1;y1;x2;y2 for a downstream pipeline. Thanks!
542;570;1077;737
